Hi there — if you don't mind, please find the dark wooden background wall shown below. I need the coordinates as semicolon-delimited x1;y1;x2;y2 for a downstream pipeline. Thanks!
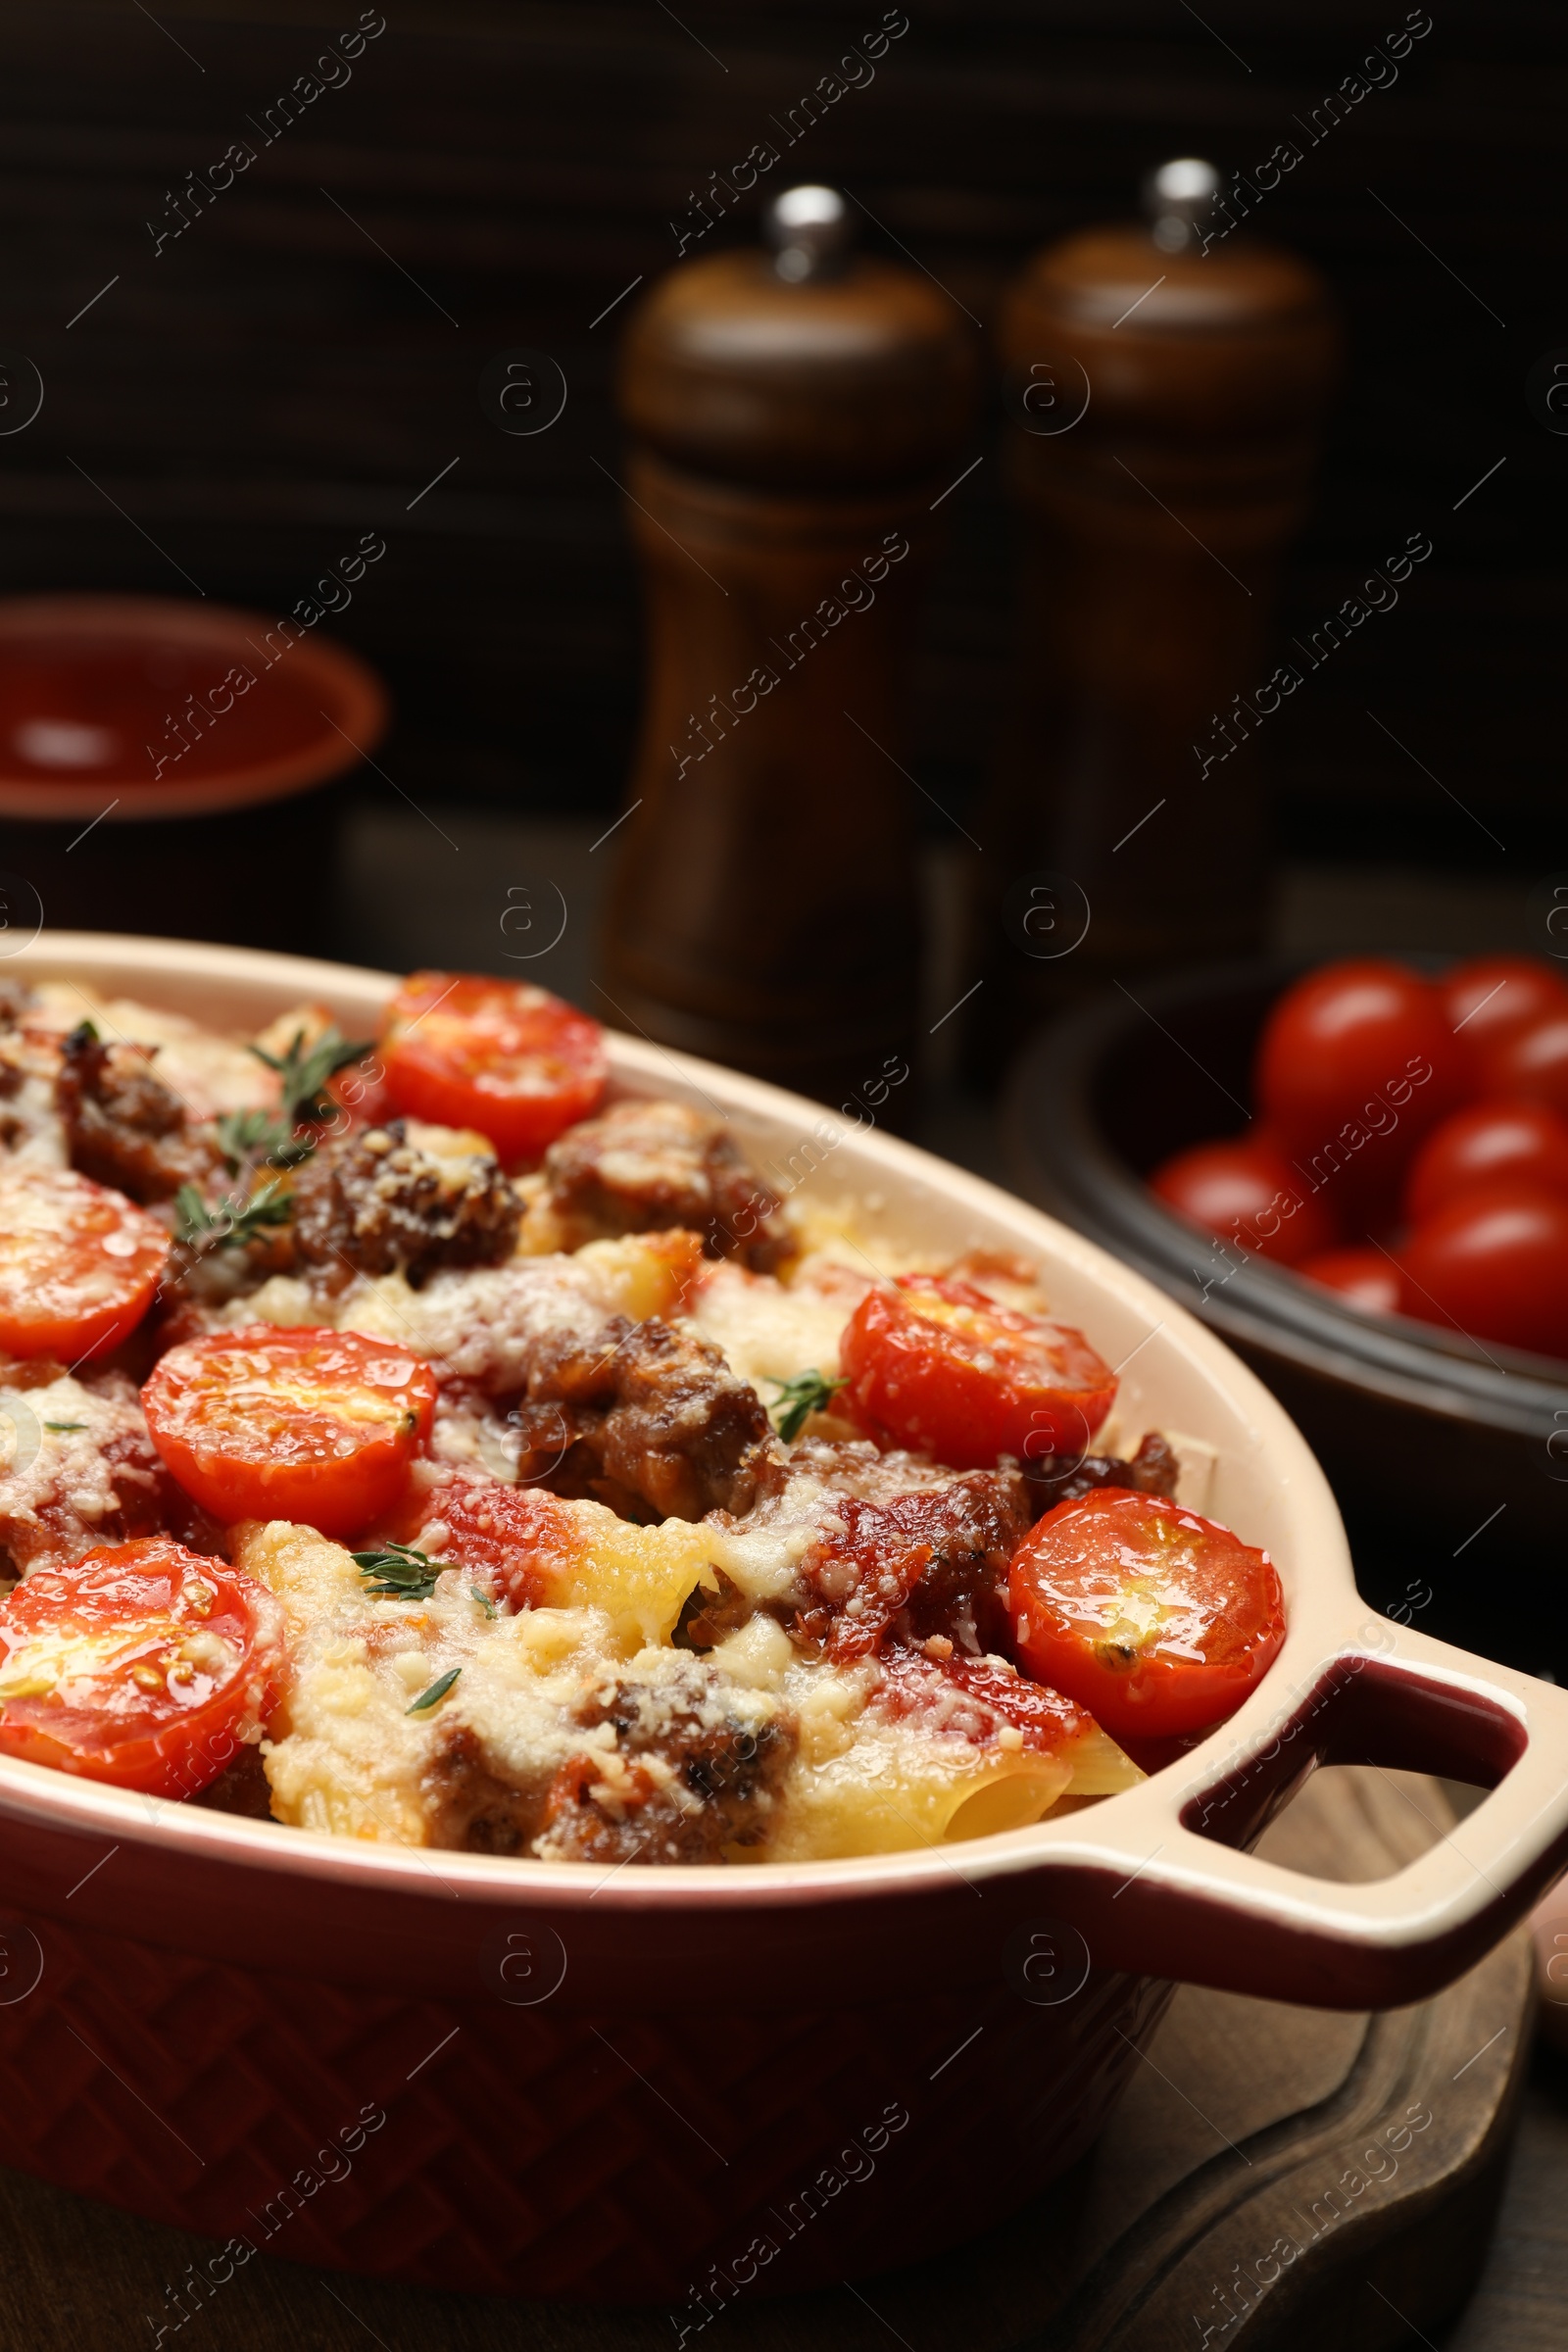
1;0;1562;876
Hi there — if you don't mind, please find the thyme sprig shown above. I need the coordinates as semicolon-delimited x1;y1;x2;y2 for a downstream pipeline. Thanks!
216;1104;317;1176
219;1023;373;1181
766;1368;849;1444
250;1024;374;1128
174;1177;293;1252
407;1666;462;1714
350;1542;449;1602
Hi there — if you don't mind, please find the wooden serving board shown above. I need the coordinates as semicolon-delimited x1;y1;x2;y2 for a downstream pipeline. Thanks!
0;1766;1532;2352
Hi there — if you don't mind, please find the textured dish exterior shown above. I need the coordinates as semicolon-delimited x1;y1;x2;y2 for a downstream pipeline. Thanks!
0;932;1562;2304
0;1890;1170;2300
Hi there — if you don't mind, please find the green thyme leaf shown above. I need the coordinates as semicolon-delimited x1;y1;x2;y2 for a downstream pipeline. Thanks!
766;1368;849;1444
407;1666;462;1715
351;1542;447;1602
44;1421;86;1433
173;1182;213;1245
217;1105;317;1176
174;1177;293;1252
468;1585;497;1617
250;1024;374;1128
216;1105;276;1170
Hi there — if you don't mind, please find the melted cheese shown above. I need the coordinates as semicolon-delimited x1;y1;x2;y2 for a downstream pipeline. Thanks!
239;1518;603;1845
29;986;278;1120
218;1234;693;1390
691;1259;862;1395
765;1654;1141;1860
240;1501;728;1843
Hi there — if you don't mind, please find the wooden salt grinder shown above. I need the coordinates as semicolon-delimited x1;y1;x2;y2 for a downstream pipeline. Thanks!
602;184;978;1112
971;158;1339;1071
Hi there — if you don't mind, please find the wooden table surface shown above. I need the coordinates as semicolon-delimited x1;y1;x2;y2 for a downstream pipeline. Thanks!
1447;2059;1568;2350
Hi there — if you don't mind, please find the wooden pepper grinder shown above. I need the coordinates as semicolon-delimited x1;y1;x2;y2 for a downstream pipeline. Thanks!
602;185;977;1111
970;158;1340;1070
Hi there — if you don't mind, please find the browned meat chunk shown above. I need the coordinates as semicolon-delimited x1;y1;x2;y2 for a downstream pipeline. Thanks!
542;1096;792;1272
793;1465;1032;1661
421;1723;554;1856
684;1440;1032;1661
191;1744;275;1818
1022;1429;1180;1517
534;1662;794;1864
56;1022;223;1202
292;1121;521;1291
420;1659;792;1863
511;1314;770;1522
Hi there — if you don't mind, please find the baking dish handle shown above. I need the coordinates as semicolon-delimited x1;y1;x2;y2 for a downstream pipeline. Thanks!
1046;1617;1568;2011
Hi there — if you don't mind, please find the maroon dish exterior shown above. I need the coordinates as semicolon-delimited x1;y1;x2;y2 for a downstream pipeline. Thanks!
0;935;1564;2306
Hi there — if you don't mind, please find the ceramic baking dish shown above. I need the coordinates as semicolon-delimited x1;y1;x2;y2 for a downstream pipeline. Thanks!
0;932;1563;2308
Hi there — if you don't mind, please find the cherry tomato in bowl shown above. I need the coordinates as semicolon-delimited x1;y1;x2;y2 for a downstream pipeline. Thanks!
1149;1129;1337;1265
1396;1181;1568;1360
1296;1247;1404;1316
380;971;607;1163
143;1325;438;1539
1007;1488;1285;1742
1254;957;1458;1209
1404;1099;1568;1225
0;1164;167;1361
1442;954;1568;1086
1470;1013;1568;1124
838;1275;1116;1470
0;1537;282;1797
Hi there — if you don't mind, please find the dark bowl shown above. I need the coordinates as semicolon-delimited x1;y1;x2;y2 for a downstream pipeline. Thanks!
1003;960;1568;1673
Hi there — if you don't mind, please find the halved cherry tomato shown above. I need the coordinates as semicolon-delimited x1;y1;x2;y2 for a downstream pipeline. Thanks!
380;972;607;1163
0;1537;282;1797
839;1275;1116;1470
1405;1100;1568;1225
1254;958;1459;1210
143;1325;438;1539
1296;1247;1403;1316
0;1165;167;1361
1149;1129;1337;1265
1397;1181;1568;1359
1442;955;1568;1086
1008;1488;1284;1741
